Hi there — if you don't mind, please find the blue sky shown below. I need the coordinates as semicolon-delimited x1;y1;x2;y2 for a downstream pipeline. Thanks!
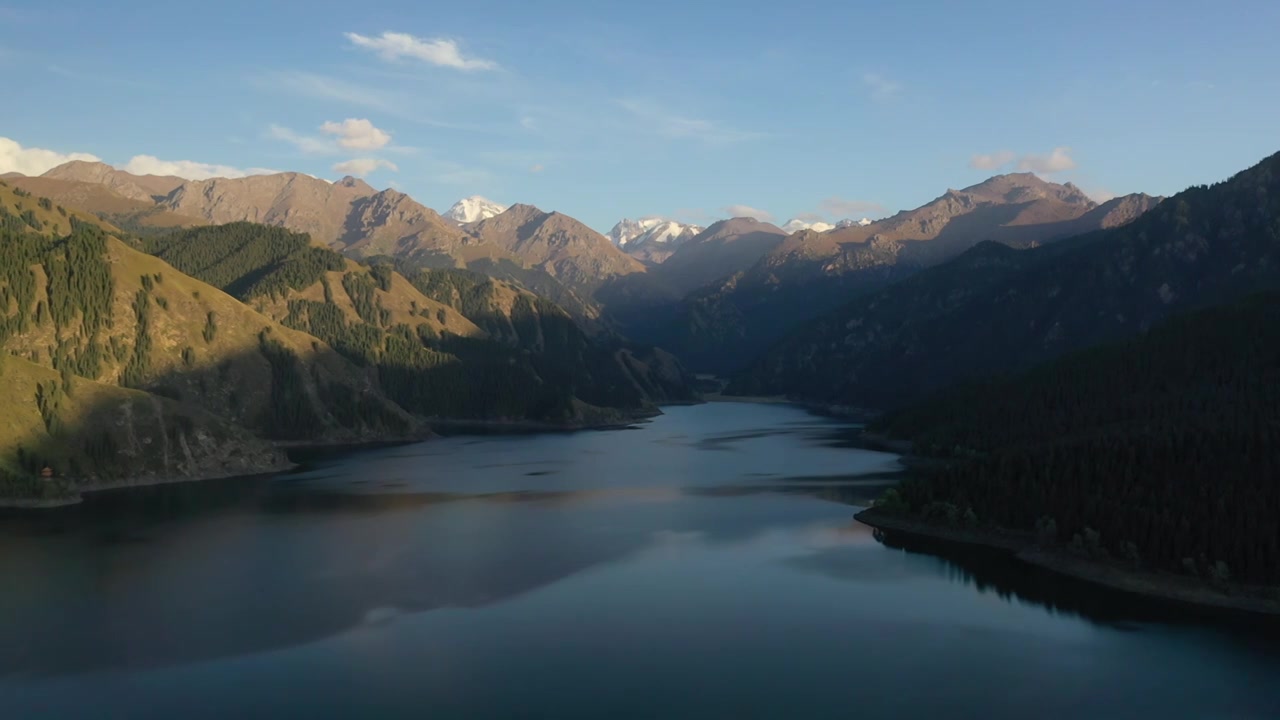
1;0;1278;232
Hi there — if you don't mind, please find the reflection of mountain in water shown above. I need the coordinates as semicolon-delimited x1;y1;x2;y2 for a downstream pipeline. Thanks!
0;480;650;677
867;528;1280;641
0;476;857;677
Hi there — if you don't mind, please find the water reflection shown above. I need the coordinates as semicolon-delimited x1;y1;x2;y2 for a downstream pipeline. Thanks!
1;403;1278;720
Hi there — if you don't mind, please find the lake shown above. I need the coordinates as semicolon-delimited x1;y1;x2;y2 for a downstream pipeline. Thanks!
1;402;1278;718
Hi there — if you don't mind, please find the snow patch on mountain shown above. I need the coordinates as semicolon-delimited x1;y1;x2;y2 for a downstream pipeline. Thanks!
836;217;874;228
444;196;508;224
781;218;835;233
782;217;875;233
608;217;704;247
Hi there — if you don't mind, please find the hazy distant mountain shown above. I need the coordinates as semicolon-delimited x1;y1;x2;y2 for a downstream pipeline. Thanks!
468;204;647;298
781;218;875;233
608;218;705;264
781;218;835;233
649;217;788;295
609;218;703;246
835;218;873;228
444;196;507;225
628;173;1161;373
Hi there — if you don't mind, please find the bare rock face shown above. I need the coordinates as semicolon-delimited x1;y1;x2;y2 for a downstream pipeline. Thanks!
649;218;789;295
43;160;185;202
159;172;377;243
467;204;647;296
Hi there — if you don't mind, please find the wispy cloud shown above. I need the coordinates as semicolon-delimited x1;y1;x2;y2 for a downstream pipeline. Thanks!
862;72;901;101
269;124;334;154
256;71;398;112
332;157;398;177
1083;186;1116;202
430;159;492;186
818;196;886;218
969;147;1077;175
1016;146;1076;174
0;136;99;175
969;150;1016;170
46;63;150;89
617;99;762;145
722;204;774;222
345;31;498;71
123;155;277;180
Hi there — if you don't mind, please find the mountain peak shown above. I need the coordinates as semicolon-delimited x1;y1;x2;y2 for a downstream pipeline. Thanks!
956;173;1095;207
608;217;704;251
42;160;185;201
336;175;376;194
782;218;836;234
444;195;508;224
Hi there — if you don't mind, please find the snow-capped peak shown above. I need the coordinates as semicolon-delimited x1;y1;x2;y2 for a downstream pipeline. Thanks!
444;196;508;224
608;217;704;247
781;218;835;234
836;217;874;228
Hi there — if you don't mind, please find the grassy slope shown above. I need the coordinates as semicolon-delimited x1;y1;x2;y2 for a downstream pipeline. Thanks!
5;176;205;233
0;354;285;499
0;193;416;443
0;180;117;234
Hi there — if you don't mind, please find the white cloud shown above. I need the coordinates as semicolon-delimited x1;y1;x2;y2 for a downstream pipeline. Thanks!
722;204;774;222
122;155;277;180
320;118;391;150
257;71;398;111
268;124;333;154
818;196;886;217
332;157;399;177
271;118;399;157
617;99;761;145
968;147;1078;175
529;164;544;173
0;136;100;176
345;31;498;71
1016;146;1076;174
969;150;1016;170
1083;186;1116;202
862;72;901;101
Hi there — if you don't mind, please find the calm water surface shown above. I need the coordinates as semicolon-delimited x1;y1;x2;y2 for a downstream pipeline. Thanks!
1;403;1278;718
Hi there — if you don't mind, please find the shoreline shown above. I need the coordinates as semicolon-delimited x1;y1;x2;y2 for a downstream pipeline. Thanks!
854;508;1280;616
0;407;673;509
0;458;299;510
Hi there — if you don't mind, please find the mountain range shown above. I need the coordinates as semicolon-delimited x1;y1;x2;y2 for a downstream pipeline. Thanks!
731;152;1280;408
10;160;1165;381
0;177;695;504
608;218;705;263
780;218;874;233
620;173;1162;372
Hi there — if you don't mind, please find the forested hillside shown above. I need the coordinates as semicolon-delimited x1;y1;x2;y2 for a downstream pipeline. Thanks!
0;211;415;444
732;151;1280;408
0;189;695;502
142;222;696;420
871;293;1280;585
